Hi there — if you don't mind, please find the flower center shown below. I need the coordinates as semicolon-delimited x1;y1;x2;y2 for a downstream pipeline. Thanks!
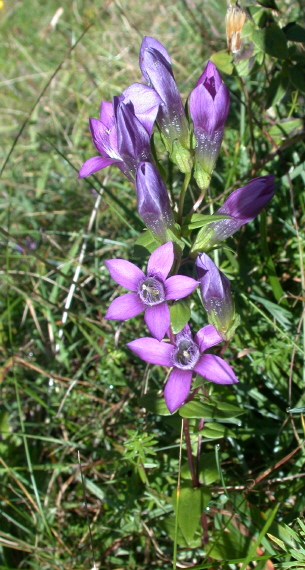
172;339;200;370
138;276;165;306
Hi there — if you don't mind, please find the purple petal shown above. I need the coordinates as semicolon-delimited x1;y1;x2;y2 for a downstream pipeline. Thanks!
140;37;172;70
165;275;198;300
127;337;173;365
136;162;174;241
105;259;145;290
144;303;170;341
194;354;238;384
196;253;233;318
194;325;223;352
78;156;120;178
196;61;222;91
105;292;144;320
164;368;193;413
115;100;152;172
122;83;162;136
99;101;114;127
217;175;275;222
89;118;119;157
139;37;189;146
147;242;174;280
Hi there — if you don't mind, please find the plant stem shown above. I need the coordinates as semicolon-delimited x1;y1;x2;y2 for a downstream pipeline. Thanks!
173;420;184;570
183;419;199;487
177;171;191;226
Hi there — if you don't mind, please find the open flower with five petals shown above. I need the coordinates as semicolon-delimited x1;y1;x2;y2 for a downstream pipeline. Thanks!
128;323;238;413
105;242;198;341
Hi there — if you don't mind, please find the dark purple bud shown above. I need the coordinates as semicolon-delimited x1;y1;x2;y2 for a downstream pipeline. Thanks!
139;37;191;165
136;162;175;241
114;98;153;175
189;61;230;189
198;175;275;247
196;253;239;340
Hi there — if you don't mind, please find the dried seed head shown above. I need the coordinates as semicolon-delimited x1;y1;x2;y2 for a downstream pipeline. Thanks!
225;3;247;53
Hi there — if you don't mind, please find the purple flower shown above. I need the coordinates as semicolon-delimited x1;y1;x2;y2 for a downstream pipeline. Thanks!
127;323;238;413
189;61;230;189
105;242;198;341
196;175;275;248
139;37;192;172
196;253;239;340
79;84;161;180
136;162;175;241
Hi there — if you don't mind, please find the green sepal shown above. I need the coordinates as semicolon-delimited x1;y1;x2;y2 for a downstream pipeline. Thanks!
187;213;232;231
207;310;240;341
169;139;193;173
193;161;211;191
134;229;162;255
190;225;215;254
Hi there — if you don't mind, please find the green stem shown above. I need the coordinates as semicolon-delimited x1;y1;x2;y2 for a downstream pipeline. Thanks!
177;172;191;226
173;420;184;570
183;419;199;487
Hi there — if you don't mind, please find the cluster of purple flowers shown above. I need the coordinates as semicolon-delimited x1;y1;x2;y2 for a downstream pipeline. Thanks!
79;37;275;413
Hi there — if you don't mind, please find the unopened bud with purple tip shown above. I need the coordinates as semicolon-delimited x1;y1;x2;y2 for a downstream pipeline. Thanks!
140;37;192;173
136;162;175;242
190;61;230;190
195;175;275;249
196;253;239;340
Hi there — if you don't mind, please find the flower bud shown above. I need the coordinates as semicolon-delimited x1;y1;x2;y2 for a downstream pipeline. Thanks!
197;175;275;248
136;162;175;241
190;61;230;190
196;253;239;340
139;37;192;172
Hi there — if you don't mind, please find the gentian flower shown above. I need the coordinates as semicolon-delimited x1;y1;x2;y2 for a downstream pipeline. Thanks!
189;61;230;190
128;323;238;413
196;253;239;340
136;162;175;242
79;84;161;180
105;242;198;341
139;36;192;172
194;175;275;249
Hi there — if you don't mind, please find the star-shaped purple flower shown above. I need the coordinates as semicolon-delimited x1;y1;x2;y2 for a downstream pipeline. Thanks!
128;324;238;413
105;242;198;341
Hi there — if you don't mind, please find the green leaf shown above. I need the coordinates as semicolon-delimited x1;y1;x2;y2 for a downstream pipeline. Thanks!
173;485;211;544
187;213;231;231
265;71;288;108
268;117;303;145
209;529;251;560
267;533;287;551
257;0;279;9
161;517;202;547
134;230;161;253
289;64;305;92
170;300;191;334
200;423;236;439
210;50;233;75
260;209;288;305
181;452;219;485
287;406;305;413
284;22;305;43
198;452;219;485
179;399;244;420
252;24;288;59
139;391;172;416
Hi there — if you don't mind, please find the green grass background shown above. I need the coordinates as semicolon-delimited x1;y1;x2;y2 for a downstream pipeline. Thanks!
1;0;305;568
